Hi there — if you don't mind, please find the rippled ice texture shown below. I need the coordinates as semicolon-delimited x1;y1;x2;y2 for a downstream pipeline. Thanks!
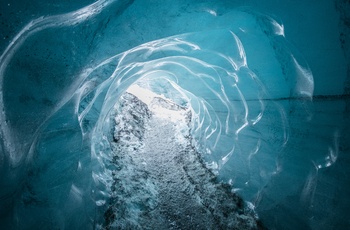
0;0;349;229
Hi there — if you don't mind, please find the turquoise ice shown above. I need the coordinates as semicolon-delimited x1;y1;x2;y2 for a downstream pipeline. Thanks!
0;0;349;229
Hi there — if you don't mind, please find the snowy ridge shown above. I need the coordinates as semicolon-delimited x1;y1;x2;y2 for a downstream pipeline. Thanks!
105;91;261;229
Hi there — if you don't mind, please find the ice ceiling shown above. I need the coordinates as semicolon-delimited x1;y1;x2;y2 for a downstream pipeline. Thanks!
0;0;349;229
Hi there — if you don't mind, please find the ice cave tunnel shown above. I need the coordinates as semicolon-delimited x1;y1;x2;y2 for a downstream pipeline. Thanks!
0;0;349;229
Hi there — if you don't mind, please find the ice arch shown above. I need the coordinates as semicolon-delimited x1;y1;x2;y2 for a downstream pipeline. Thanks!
0;0;349;229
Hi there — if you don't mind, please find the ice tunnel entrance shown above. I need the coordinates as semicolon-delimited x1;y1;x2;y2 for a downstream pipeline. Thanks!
103;81;260;229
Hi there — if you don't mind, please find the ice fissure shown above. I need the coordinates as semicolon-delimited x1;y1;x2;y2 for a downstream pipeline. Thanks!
0;0;349;229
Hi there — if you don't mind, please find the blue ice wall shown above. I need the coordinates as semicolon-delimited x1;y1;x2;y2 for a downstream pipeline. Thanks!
0;0;349;229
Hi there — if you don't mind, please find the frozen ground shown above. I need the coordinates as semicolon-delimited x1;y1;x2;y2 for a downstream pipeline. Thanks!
104;90;260;229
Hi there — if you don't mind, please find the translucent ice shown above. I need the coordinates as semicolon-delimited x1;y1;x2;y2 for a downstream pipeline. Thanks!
0;0;349;229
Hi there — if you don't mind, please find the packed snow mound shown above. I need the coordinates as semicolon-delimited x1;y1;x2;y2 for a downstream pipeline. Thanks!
106;91;261;229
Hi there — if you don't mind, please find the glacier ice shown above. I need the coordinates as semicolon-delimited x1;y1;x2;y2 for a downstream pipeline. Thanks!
0;0;349;229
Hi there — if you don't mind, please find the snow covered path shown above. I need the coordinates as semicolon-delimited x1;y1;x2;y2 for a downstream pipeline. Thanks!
139;116;219;229
104;92;259;229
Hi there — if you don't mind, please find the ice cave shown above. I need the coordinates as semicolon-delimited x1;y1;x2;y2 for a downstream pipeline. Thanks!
0;0;349;229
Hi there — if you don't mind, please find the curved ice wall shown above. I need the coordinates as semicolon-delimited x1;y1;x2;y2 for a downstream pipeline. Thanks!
0;0;349;229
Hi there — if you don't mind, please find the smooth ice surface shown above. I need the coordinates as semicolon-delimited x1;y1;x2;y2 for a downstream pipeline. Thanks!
0;0;349;229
